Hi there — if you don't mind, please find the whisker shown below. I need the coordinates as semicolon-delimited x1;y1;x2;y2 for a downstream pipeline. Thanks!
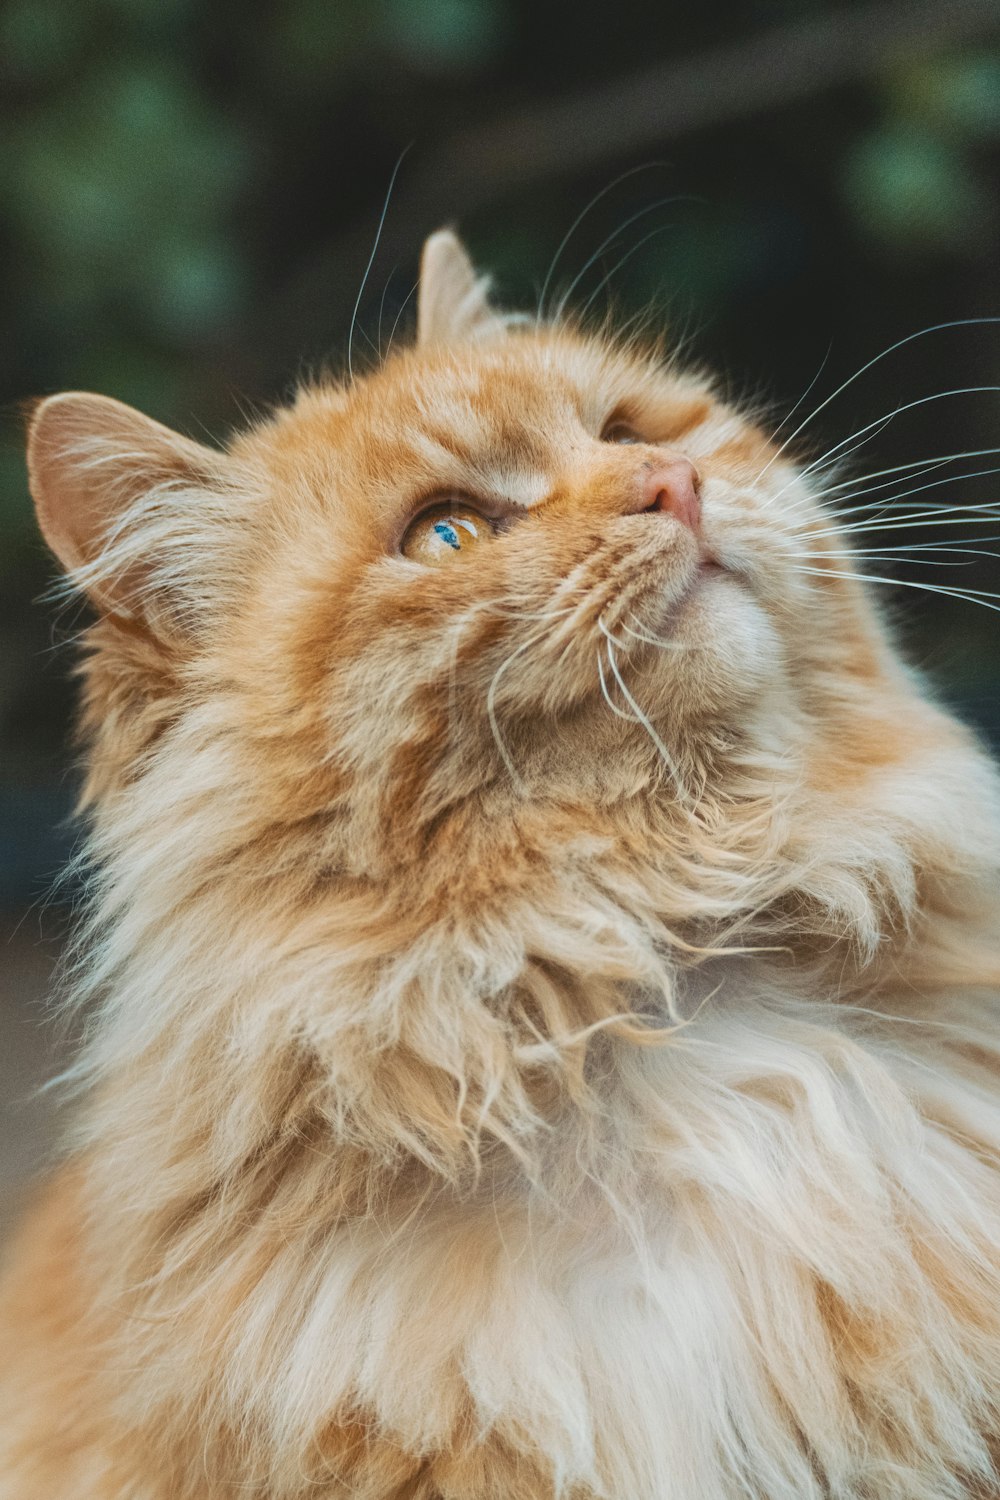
485;632;546;793
594;612;638;651
765;388;1000;512
776;449;1000;530
790;565;1000;613
385;276;419;356
754;317;1000;487
536;163;666;324
799;463;1000;532
815;447;1000;501
481;599;577;622
803;510;1000;542
819;387;1000;468
835;535;1000;555
376;265;399;361
764;343;833;449
835;490;1000;526
575;223;679;326
597;647;640;722
790;547;1000;566
347;146;410;380
764;415;898;508
780;454;975;524
841;497;1000;520
620;612;689;650
552;194;694;324
599;621;690;802
596;609;688;653
864;536;1000;553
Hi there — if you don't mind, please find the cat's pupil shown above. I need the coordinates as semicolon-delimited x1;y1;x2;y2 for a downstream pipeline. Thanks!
400;502;490;565
434;521;461;550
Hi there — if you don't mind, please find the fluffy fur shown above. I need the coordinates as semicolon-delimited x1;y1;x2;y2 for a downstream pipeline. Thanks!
3;230;1000;1498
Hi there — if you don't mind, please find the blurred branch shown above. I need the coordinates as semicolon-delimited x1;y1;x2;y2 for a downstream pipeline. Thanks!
268;0;1000;365
417;0;1000;202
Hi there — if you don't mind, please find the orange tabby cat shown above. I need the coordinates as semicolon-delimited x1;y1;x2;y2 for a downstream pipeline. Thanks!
3;229;1000;1499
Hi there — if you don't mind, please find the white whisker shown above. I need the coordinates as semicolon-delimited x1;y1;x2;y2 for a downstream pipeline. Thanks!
776;449;1000;530
620;613;690;650
780;458;1000;533
597;647;640;722
763;416;898;510
817;447;1000;501
575;224;679;326
599;621;690;802
805;510;1000;542
765;389;1000;515
866;536;1000;553
347;147;410;380
765;343;833;449
535;163;666;323
755;317;1000;486
483;600;577;623
799;463;1000;533
790;565;1000;613
376;265;398;361
790;547;1000;566
485;633;543;794
553;194;693;324
385;276;419;357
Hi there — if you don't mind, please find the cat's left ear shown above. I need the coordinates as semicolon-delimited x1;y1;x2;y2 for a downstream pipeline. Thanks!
417;229;506;347
27;391;238;633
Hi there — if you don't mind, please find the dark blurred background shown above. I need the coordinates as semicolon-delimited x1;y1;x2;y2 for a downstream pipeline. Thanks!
1;0;999;1220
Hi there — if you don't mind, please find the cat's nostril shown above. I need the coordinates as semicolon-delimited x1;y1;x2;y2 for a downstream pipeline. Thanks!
639;459;702;533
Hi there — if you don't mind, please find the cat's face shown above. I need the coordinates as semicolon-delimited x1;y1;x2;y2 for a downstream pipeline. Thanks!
235;333;837;824
26;230;938;890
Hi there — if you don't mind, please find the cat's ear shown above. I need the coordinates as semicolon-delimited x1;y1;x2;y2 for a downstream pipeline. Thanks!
417;229;505;346
27;392;235;630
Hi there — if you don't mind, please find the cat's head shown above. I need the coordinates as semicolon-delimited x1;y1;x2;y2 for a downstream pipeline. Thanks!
28;227;1000;1189
27;230;995;951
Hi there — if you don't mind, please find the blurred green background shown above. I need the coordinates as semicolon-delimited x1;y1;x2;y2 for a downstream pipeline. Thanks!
2;0;1000;911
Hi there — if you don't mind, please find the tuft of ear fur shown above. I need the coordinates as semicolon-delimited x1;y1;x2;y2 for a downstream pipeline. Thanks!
27;392;239;632
417;228;505;346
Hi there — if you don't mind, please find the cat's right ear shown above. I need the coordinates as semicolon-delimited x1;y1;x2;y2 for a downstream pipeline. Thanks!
417;229;506;346
27;392;232;630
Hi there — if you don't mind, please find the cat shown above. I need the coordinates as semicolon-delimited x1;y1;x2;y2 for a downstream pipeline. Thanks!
3;227;1000;1500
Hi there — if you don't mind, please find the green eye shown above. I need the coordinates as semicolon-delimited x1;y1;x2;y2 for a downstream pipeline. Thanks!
401;502;493;566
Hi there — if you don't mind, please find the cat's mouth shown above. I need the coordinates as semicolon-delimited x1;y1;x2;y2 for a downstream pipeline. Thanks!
680;555;728;601
634;550;735;639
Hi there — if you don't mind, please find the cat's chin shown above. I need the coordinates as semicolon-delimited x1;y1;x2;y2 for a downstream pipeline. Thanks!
644;555;731;638
637;565;783;722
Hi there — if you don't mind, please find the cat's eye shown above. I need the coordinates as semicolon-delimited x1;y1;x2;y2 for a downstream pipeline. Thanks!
601;419;643;445
401;501;494;565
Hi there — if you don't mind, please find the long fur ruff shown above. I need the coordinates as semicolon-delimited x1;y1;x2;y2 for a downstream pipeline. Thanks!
4;233;1000;1499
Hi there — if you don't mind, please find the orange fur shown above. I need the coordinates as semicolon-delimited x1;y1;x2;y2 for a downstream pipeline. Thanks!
4;231;1000;1497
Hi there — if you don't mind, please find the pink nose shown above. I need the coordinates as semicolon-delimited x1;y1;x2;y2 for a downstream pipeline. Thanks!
639;459;702;532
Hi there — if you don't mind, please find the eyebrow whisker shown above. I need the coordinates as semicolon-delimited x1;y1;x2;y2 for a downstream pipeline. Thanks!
347;146;410;381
